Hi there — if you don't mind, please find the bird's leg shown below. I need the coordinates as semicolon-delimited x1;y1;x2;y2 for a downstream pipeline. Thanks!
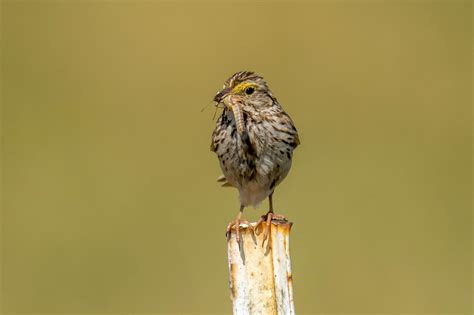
226;205;252;244
257;193;287;246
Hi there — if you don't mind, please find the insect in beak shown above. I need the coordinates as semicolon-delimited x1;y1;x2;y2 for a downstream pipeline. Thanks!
222;96;245;135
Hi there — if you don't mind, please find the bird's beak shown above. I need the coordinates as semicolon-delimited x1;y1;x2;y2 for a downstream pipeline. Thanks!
213;87;231;103
223;96;245;135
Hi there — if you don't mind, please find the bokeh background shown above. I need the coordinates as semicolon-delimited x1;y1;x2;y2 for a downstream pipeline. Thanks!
1;1;472;314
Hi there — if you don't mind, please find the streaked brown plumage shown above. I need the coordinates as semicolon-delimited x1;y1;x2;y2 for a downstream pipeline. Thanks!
210;71;300;244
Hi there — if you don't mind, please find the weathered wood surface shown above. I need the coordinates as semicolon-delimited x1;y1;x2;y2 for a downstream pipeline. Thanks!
227;220;295;315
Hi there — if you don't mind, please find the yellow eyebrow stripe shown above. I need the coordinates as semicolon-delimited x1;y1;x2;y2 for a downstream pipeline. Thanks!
231;82;258;94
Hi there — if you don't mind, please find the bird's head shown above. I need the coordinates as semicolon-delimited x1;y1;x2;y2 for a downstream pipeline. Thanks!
213;71;276;134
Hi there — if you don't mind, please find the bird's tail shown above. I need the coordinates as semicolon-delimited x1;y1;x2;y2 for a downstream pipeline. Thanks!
217;174;233;187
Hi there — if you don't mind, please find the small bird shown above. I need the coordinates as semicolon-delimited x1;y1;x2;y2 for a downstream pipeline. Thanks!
210;71;300;244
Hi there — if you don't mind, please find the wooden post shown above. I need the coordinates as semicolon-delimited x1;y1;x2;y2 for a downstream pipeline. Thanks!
227;220;295;315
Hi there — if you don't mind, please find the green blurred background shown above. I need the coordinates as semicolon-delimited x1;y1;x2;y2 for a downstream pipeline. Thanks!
1;1;472;314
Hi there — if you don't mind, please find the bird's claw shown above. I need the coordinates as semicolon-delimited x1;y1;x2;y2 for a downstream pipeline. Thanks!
226;219;254;244
256;212;287;247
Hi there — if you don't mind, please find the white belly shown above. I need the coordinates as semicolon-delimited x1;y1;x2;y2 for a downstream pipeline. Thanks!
238;181;271;207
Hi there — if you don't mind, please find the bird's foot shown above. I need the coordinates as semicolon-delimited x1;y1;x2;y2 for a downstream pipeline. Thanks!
226;218;254;244
256;211;287;247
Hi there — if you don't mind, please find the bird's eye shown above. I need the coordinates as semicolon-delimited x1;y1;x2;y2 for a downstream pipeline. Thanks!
245;87;255;95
